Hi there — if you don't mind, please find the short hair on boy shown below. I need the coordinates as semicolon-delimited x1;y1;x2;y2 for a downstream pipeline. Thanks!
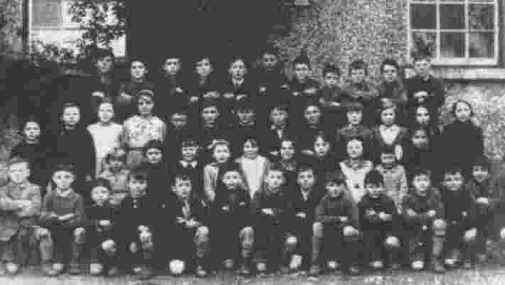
322;63;341;77
143;140;164;155
380;58;400;73
345;101;364;112
7;156;30;168
348;59;368;75
267;163;285;176
105;147;127;163
365;169;384;186
451;99;474;117
236;98;255;112
136;89;155;100
62;102;80;112
89;178;112;193
20;115;41;132
171;173;192;186
261;45;279;57
52;163;76;175
443;166;464;177
412;52;432;63
130;57;147;67
93;48;114;62
293;51;311;68
201;98;219;111
411;167;431;179
181;137;198;148
243;135;259;148
271;104;288;113
325;171;346;185
380;145;396;156
472;156;490;170
128;167;148;182
297;164;314;175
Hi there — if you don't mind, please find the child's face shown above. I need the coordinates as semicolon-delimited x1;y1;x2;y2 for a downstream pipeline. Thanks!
280;141;295;160
237;109;255;125
222;171;242;190
243;140;259;158
62;106;80;127
137;96;154;116
265;170;284;190
91;186;110;205
8;162;30;184
98;102;114;123
347;110;363;125
196;58;213;77
201;106;219;125
262;53;278;70
163;58;181;75
380;108;396;126
380;153;396;167
472;165;489;183
130;60;147;80
350;68;366;84
52;170;75;190
294;64;310;81
95;56;114;74
297;170;315;190
181;145;198;161
366;183;384;199
213;144;231;163
145;148;163;164
229;59;247;79
415;107;430;125
382;64;398;83
411;129;429;148
128;178;147;198
270;108;287;126
24;121;41;142
172;178;192;200
412;174;431;196
443;172;464;192
454;102;472;122
304;105;321;125
414;59;431;77
347;140;363;159
326;182;345;198
314;137;330;157
108;158;124;171
323;72;339;88
170;113;188;130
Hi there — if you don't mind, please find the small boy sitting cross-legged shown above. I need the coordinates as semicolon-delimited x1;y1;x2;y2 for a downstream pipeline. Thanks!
115;168;156;280
0;158;55;276
85;179;119;276
401;168;446;273
358;170;401;270
310;172;360;277
211;165;254;275
39;163;86;276
163;174;210;278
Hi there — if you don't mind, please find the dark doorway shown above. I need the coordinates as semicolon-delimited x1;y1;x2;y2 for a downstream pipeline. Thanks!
127;0;285;70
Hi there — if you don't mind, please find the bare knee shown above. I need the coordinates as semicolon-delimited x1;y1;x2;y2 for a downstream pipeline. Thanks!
384;236;400;250
73;227;86;244
432;219;446;236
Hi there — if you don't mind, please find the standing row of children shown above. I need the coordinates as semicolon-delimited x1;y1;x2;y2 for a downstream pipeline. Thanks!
1;47;504;279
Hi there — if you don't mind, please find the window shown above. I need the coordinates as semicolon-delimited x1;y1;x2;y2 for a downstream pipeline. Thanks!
28;0;126;56
408;0;499;65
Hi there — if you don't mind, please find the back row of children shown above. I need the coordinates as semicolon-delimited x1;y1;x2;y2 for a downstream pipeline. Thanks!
2;48;500;278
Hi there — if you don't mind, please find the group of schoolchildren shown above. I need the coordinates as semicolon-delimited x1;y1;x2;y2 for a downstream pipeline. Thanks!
1;47;505;280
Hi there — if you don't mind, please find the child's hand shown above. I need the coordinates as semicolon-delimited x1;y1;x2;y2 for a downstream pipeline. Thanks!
236;94;247;101
118;92;133;104
262;208;274;216
366;209;377;217
221;205;230;212
296;212;307;219
175;87;184;94
339;216;349;223
58;213;75;221
92;91;105;98
17;200;31;209
303;88;317;95
99;220;112;228
406;209;417;217
330;102;341;107
223;93;235;99
185;219;199;228
189;96;199;103
427;210;436;218
129;242;138;253
259;86;267;94
292;91;300;97
476;197;490;205
203;91;220;99
378;212;392;221
394;145;403;161
176;217;186;224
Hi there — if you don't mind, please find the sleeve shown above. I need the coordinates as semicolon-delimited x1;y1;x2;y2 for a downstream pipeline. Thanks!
17;186;42;218
315;198;339;225
84;129;96;178
63;195;86;229
0;188;20;211
401;195;420;225
397;167;408;212
39;193;56;226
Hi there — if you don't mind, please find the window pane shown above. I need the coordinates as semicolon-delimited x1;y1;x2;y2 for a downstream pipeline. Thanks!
411;4;436;29
440;32;465;58
411;32;437;57
440;4;465;29
469;32;494;57
469;4;495;30
32;0;62;27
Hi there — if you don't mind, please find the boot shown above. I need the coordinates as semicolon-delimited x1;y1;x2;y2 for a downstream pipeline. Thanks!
195;259;208;278
431;259;446;273
41;262;58;277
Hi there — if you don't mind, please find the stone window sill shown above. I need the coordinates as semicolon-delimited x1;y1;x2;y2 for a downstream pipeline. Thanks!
432;67;505;81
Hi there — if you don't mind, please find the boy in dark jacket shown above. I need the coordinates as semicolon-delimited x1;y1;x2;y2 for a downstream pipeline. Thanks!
401;168;446;273
155;56;189;121
163;174;210;277
251;166;292;273
39;164;86;275
310;172;360;276
170;138;204;200
287;165;324;271
358;170;401;270
211;166;253;275
140;140;170;203
115;169;155;279
440;167;477;269
318;63;347;128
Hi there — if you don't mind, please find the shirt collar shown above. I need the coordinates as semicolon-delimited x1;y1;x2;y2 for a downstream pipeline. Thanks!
180;160;198;168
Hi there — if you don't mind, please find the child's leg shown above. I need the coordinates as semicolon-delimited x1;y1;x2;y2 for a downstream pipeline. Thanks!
69;227;86;274
431;219;447;272
280;234;298;270
238;226;254;274
341;225;361;273
310;222;324;267
193;226;210;277
363;230;382;264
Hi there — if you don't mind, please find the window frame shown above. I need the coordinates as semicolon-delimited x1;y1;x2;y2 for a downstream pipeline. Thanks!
407;0;500;66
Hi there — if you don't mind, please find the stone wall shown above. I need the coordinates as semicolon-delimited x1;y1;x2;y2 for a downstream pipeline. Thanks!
0;0;23;54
